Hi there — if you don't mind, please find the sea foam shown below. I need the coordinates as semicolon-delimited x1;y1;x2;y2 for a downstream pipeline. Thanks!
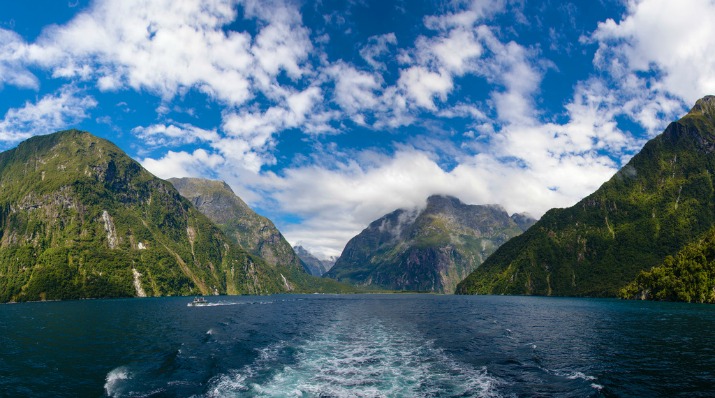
104;366;131;397
207;314;503;397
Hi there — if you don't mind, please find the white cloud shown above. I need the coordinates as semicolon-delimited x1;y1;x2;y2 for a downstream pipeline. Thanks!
414;27;483;75
0;85;97;144
327;62;382;119
359;33;397;70
22;0;318;110
215;85;325;171
25;0;255;104
131;123;220;147
141;148;225;180
251;19;311;79
0;29;38;90
8;0;330;172
590;0;715;130
397;66;453;110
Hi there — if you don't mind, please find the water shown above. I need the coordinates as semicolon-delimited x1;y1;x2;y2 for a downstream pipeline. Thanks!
1;295;715;397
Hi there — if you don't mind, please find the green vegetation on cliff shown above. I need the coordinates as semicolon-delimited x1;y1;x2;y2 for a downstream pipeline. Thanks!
325;195;534;293
620;227;715;303
0;130;299;302
456;96;715;297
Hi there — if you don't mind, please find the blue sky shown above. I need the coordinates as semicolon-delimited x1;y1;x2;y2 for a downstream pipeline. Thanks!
1;0;714;258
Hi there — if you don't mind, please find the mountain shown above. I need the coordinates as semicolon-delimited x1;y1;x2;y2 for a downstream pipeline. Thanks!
294;245;335;276
457;95;715;297
168;177;303;271
0;130;297;302
168;177;355;293
324;195;535;293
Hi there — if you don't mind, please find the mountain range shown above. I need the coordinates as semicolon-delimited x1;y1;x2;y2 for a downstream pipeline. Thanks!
325;195;535;293
4;96;715;302
0;131;350;302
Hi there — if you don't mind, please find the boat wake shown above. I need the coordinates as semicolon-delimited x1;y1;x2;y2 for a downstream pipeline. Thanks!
187;301;275;308
206;314;503;397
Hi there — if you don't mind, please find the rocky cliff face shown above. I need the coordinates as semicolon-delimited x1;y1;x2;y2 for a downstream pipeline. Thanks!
457;95;715;297
169;177;304;272
293;245;335;276
0;130;288;302
324;195;534;293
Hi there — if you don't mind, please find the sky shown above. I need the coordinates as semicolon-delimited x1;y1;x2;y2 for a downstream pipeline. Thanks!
1;0;715;259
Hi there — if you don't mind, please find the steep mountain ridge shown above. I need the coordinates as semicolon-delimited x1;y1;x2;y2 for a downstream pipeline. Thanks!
169;177;303;272
325;195;534;293
457;95;715;297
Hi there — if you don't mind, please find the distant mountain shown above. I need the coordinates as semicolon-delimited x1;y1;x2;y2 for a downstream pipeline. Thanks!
457;95;715;297
169;177;354;293
0;130;289;302
294;245;335;276
324;195;535;293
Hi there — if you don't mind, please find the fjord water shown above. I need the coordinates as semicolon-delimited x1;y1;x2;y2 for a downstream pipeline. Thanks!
2;295;715;397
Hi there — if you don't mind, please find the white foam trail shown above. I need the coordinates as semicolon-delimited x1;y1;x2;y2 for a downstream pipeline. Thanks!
104;366;131;397
207;317;502;397
187;301;276;307
565;371;595;381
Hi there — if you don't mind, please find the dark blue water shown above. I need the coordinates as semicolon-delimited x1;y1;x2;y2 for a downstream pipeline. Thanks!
1;294;715;397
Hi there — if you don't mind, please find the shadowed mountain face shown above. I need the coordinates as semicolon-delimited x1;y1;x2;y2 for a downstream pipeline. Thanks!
457;95;715;297
0;130;291;302
325;195;534;293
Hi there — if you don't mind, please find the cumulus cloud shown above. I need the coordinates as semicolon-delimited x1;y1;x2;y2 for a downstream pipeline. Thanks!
590;0;715;131
0;86;97;145
6;0;325;172
0;29;38;90
142;148;224;180
215;85;325;171
21;0;317;111
327;62;382;120
45;1;253;103
397;66;454;110
137;0;638;257
131;123;220;147
360;33;397;70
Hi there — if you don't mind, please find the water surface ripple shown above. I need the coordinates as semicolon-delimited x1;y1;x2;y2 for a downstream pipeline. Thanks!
2;294;715;397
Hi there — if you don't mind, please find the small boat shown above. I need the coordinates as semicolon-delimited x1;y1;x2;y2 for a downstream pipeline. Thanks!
187;296;209;307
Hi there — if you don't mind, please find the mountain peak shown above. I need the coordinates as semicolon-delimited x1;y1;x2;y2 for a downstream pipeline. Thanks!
682;95;715;130
326;195;531;293
170;177;235;195
169;176;306;273
689;95;715;118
